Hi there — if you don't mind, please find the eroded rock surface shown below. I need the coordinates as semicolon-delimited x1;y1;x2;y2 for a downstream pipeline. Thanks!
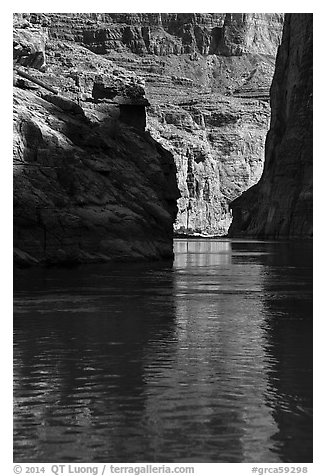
229;14;313;239
19;13;284;236
148;95;270;234
13;16;179;266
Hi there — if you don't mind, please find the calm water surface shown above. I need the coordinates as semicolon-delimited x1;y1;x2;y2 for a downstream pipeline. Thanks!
13;239;313;463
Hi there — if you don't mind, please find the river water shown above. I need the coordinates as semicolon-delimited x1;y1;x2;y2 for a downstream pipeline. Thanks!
13;239;313;463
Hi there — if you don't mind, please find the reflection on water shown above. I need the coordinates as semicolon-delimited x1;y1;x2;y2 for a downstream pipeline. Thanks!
13;239;313;462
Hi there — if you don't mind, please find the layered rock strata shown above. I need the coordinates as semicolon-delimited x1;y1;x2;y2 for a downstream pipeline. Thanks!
13;17;179;266
20;13;284;235
229;14;313;239
147;95;270;234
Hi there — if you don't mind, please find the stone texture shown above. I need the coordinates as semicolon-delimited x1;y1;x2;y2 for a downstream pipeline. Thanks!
33;13;283;235
13;17;47;71
229;14;313;239
30;13;283;59
148;95;270;235
13;13;286;255
13;22;179;266
212;13;284;56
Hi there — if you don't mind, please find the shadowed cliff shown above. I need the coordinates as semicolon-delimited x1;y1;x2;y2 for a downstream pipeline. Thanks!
229;14;313;239
13;16;180;266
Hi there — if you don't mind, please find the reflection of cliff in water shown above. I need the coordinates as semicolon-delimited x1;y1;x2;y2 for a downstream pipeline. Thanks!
260;243;313;462
172;240;313;462
174;239;232;268
173;240;278;462
14;241;312;462
14;263;178;461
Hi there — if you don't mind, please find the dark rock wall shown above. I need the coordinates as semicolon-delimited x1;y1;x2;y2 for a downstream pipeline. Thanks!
13;17;179;266
229;14;312;239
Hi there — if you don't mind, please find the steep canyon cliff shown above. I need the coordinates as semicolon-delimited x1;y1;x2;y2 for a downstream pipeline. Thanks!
14;13;293;267
229;14;313;239
15;13;284;238
13;15;179;266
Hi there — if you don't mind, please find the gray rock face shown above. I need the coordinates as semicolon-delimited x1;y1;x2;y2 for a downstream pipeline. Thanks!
229;14;313;239
148;96;270;235
34;12;283;235
13;24;179;266
13;23;47;71
212;13;284;56
13;13;286;260
33;13;282;59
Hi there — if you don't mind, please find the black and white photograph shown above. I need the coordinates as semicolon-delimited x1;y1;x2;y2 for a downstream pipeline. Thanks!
12;5;313;471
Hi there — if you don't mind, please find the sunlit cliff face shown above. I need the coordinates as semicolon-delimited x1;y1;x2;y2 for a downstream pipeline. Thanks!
14;13;284;237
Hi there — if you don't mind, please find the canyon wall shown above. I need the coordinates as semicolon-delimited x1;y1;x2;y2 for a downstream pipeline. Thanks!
21;13;284;235
13;16;179;266
229;14;313;239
